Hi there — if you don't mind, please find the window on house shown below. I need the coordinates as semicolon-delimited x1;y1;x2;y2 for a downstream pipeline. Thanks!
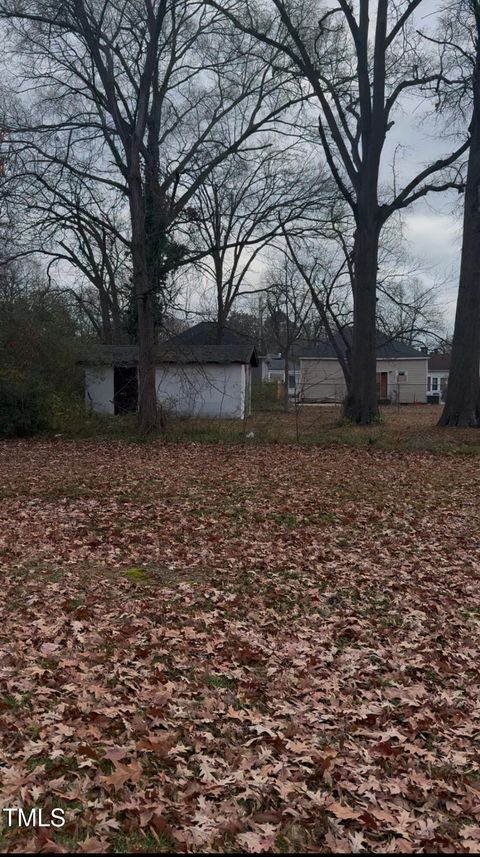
288;374;296;388
440;377;447;391
427;376;431;392
431;377;438;392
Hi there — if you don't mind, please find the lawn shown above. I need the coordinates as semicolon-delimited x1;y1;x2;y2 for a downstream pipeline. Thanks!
1;411;480;852
79;402;480;453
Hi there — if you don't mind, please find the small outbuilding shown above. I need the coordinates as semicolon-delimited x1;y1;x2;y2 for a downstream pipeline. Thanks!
83;322;258;419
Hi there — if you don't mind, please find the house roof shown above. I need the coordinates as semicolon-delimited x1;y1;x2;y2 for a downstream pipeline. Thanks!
428;352;450;371
300;329;427;360
81;322;258;367
265;356;300;372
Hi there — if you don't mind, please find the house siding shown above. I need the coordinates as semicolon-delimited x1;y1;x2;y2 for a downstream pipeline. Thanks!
377;359;427;404
300;358;428;404
300;360;347;402
427;369;449;401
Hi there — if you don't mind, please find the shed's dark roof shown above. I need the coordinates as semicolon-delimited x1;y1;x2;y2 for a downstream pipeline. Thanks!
81;322;258;367
428;352;450;371
300;329;426;360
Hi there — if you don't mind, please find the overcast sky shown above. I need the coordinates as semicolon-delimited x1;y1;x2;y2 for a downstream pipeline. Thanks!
380;0;467;330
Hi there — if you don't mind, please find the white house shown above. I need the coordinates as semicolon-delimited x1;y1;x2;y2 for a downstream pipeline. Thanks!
300;332;429;404
427;352;450;403
83;322;258;419
262;355;302;398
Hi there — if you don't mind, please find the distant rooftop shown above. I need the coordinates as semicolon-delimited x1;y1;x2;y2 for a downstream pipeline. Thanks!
300;329;427;360
428;352;451;371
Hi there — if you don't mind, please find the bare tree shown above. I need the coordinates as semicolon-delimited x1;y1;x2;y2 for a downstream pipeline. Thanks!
207;0;469;423
191;148;330;341
282;227;353;388
377;279;446;349
283;212;447;393
29;177;130;343
1;0;304;431
263;255;313;411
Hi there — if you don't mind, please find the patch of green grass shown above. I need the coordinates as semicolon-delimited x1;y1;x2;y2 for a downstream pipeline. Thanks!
271;511;300;527
38;656;58;671
44;567;64;582
5;596;24;611
123;567;149;581
275;834;292;852
0;693;20;711
203;673;236;689
225;506;247;521
66;597;84;611
111;830;175;853
102;639;117;658
25;754;78;774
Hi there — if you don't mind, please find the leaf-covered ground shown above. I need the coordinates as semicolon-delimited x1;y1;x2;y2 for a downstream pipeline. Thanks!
1;436;480;853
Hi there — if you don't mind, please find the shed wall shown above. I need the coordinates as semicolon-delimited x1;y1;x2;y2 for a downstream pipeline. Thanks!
155;363;245;418
85;367;115;415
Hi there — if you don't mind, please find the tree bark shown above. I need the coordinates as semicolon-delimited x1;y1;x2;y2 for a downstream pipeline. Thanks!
110;298;124;345
283;350;290;413
439;16;480;427
129;176;159;433
344;213;380;424
98;284;113;344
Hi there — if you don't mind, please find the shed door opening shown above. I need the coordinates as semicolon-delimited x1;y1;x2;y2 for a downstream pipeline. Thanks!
114;366;138;414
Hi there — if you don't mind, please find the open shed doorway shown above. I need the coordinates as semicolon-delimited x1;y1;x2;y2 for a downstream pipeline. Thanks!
114;366;138;414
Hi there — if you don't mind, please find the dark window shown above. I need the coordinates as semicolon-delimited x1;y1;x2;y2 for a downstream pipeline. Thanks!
114;366;138;414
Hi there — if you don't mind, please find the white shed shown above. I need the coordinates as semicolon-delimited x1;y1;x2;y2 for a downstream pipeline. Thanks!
83;322;258;419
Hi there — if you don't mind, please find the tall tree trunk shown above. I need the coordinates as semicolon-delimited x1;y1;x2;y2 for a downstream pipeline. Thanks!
129;177;158;433
283;350;290;413
439;16;480;427
344;214;380;424
108;274;124;344
216;286;226;344
111;302;124;345
98;283;113;344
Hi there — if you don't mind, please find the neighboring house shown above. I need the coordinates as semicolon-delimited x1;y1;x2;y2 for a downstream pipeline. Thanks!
263;355;302;398
251;354;270;384
427;352;450;402
300;332;429;404
82;322;258;419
